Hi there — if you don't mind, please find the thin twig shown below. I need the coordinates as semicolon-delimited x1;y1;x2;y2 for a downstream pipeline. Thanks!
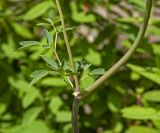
54;32;61;65
81;0;153;99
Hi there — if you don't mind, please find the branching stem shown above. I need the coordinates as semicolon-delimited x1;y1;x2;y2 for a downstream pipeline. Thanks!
81;0;153;99
55;0;80;93
55;1;80;133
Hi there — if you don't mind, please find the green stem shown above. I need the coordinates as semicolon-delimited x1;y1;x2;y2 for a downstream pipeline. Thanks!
72;97;80;133
81;0;153;99
55;1;80;133
55;0;80;92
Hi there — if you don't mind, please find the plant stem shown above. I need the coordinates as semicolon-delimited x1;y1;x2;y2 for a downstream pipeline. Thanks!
55;0;80;92
55;1;80;133
81;0;153;99
72;97;80;133
54;32;62;66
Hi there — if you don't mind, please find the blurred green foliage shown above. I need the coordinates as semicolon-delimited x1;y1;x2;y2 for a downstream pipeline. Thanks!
0;0;160;133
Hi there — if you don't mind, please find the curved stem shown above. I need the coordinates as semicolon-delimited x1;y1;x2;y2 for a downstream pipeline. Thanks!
81;0;153;99
55;0;80;92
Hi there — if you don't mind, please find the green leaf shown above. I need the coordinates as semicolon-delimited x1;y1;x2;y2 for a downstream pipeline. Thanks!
12;23;33;39
80;76;95;89
44;29;53;46
40;55;58;70
72;12;96;23
41;77;67;87
43;18;53;25
85;48;101;66
143;90;160;102
48;71;59;76
7;120;52;133
78;61;91;70
121;106;158;120
90;68;105;76
58;67;66;77
24;120;52;133
31;70;47;78
18;41;40;50
36;23;50;27
8;78;36;93
55;111;71;122
29;70;48;87
107;91;122;113
128;0;145;9
61;59;68;70
19;41;40;46
127;64;160;85
70;2;96;23
57;26;79;33
22;89;39;108
0;103;7;115
125;126;159;133
41;44;50;49
49;96;63;114
44;17;60;24
22;107;42;126
24;1;53;21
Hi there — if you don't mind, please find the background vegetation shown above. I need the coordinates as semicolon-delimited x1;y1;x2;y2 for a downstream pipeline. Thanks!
0;0;160;133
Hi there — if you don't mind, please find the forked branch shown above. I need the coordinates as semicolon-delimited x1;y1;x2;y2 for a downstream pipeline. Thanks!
81;0;153;99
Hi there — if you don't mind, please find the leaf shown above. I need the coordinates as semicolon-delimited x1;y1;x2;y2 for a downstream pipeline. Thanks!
8;120;52;133
61;59;68;70
22;107;42;126
18;41;40;50
44;29;53;46
90;68;105;76
22;89;39;108
55;111;71;122
36;23;50;27
49;96;63;114
24;120;52;133
125;126;159;133
44;17;61;24
19;41;40;46
31;70;48;78
121;106;158;120
40;55;58;70
48;71;59;76
57;26;79;33
12;23;33;39
58;67;66;77
41;44;50;49
128;0;145;9
0;103;7;115
8;78;38;93
24;1;53;21
107;90;122;113
72;12;96;23
43;18;53;25
143;90;160;102
127;64;160;85
70;2;96;23
85;48;102;66
41;77;67;87
29;70;48;87
80;76;95;89
80;61;91;70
